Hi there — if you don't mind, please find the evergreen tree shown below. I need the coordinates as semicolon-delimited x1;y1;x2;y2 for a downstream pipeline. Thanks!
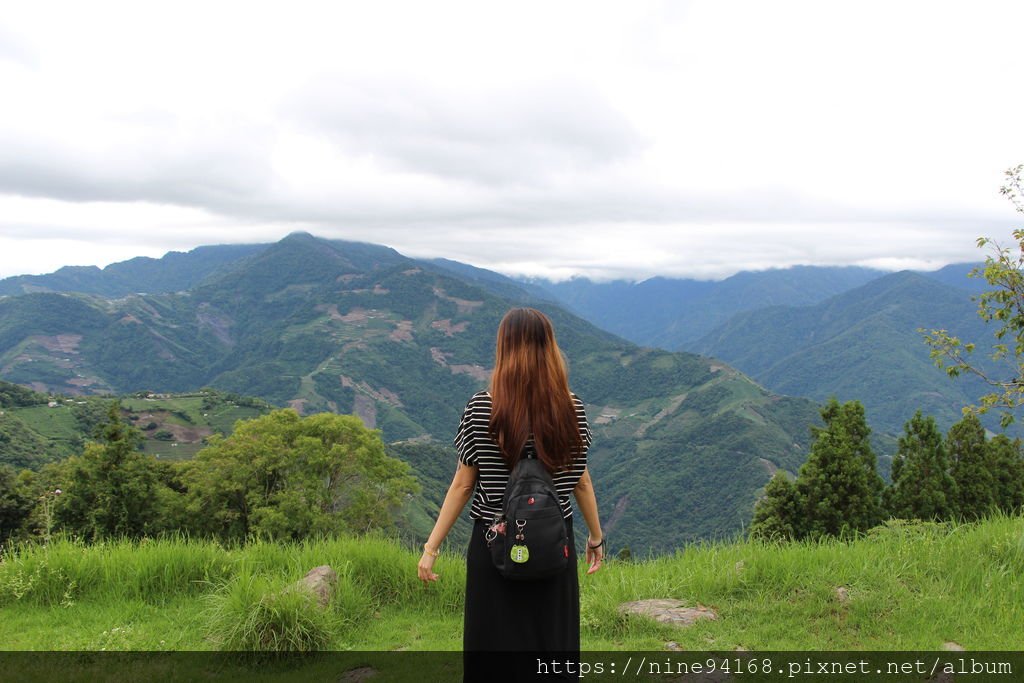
835;400;887;514
986;434;1024;513
750;471;800;541
796;398;883;539
946;412;995;520
885;411;957;520
53;402;167;539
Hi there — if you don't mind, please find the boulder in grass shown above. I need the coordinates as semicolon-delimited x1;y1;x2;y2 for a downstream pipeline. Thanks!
339;666;378;681
618;599;718;627
293;565;337;607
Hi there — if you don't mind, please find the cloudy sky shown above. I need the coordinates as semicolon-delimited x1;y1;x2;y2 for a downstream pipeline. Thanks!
1;1;1022;281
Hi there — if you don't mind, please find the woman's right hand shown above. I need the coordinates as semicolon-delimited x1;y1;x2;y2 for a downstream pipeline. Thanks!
585;536;604;574
418;552;439;583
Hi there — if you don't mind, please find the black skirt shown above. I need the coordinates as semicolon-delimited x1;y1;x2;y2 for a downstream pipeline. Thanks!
463;517;580;682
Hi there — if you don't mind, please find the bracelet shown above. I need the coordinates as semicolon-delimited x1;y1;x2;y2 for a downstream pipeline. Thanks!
423;543;440;557
587;538;605;550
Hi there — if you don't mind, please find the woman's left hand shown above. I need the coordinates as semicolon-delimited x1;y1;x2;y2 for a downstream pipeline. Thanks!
585;537;604;574
418;553;439;583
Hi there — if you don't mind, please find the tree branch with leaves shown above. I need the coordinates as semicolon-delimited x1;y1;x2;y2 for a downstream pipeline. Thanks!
922;164;1024;428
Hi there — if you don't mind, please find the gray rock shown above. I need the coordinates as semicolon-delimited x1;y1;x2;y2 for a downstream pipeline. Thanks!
618;599;718;627
294;565;337;608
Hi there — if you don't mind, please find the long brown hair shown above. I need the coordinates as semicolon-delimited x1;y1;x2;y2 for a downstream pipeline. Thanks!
489;308;583;472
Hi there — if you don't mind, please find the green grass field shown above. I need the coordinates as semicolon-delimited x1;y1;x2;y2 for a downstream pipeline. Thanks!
1;514;1021;653
121;395;263;433
138;441;205;460
122;394;265;458
7;405;81;442
4;394;267;467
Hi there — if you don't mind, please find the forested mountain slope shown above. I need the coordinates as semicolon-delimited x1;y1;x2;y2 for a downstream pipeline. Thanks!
528;265;886;348
693;271;994;434
0;233;821;550
0;244;264;297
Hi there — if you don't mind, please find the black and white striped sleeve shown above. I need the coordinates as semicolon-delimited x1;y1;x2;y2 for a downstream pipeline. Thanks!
454;397;480;466
574;394;592;451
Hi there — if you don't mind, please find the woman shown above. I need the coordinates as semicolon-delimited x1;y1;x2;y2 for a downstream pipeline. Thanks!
417;308;604;680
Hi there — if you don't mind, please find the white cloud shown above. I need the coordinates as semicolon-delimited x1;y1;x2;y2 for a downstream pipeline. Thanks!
0;0;1021;280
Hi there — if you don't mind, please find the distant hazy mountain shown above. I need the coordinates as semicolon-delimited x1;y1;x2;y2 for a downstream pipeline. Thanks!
693;271;996;435
421;258;557;304
919;262;987;293
0;232;822;551
0;244;265;296
527;266;888;348
523;263;989;351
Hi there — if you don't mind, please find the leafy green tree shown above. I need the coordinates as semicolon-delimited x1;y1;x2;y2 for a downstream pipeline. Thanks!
750;471;800;541
0;380;49;408
796;398;883;538
71;396;114;438
986;434;1024;513
0;464;34;541
184;409;419;541
923;164;1024;427
946;412;995;520
52;402;167;539
885;411;957;520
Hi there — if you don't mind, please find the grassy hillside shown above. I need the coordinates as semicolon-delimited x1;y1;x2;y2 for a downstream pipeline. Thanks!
0;384;270;468
120;392;270;461
0;514;1020;653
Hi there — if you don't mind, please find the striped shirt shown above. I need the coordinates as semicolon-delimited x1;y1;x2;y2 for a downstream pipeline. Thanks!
453;390;592;521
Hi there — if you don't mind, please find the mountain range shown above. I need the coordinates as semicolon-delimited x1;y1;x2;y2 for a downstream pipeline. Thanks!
527;265;889;348
519;264;1000;436
0;234;822;552
692;271;995;434
0;244;266;297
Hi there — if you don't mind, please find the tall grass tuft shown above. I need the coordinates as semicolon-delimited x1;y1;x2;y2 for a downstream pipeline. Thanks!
202;571;339;651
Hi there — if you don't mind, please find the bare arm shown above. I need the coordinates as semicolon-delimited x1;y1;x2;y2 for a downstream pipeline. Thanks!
418;461;477;582
573;467;605;572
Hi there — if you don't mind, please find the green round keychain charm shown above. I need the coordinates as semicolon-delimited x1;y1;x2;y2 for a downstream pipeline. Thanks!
510;544;530;563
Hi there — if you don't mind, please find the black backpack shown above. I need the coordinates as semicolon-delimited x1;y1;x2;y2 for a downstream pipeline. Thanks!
485;455;570;580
